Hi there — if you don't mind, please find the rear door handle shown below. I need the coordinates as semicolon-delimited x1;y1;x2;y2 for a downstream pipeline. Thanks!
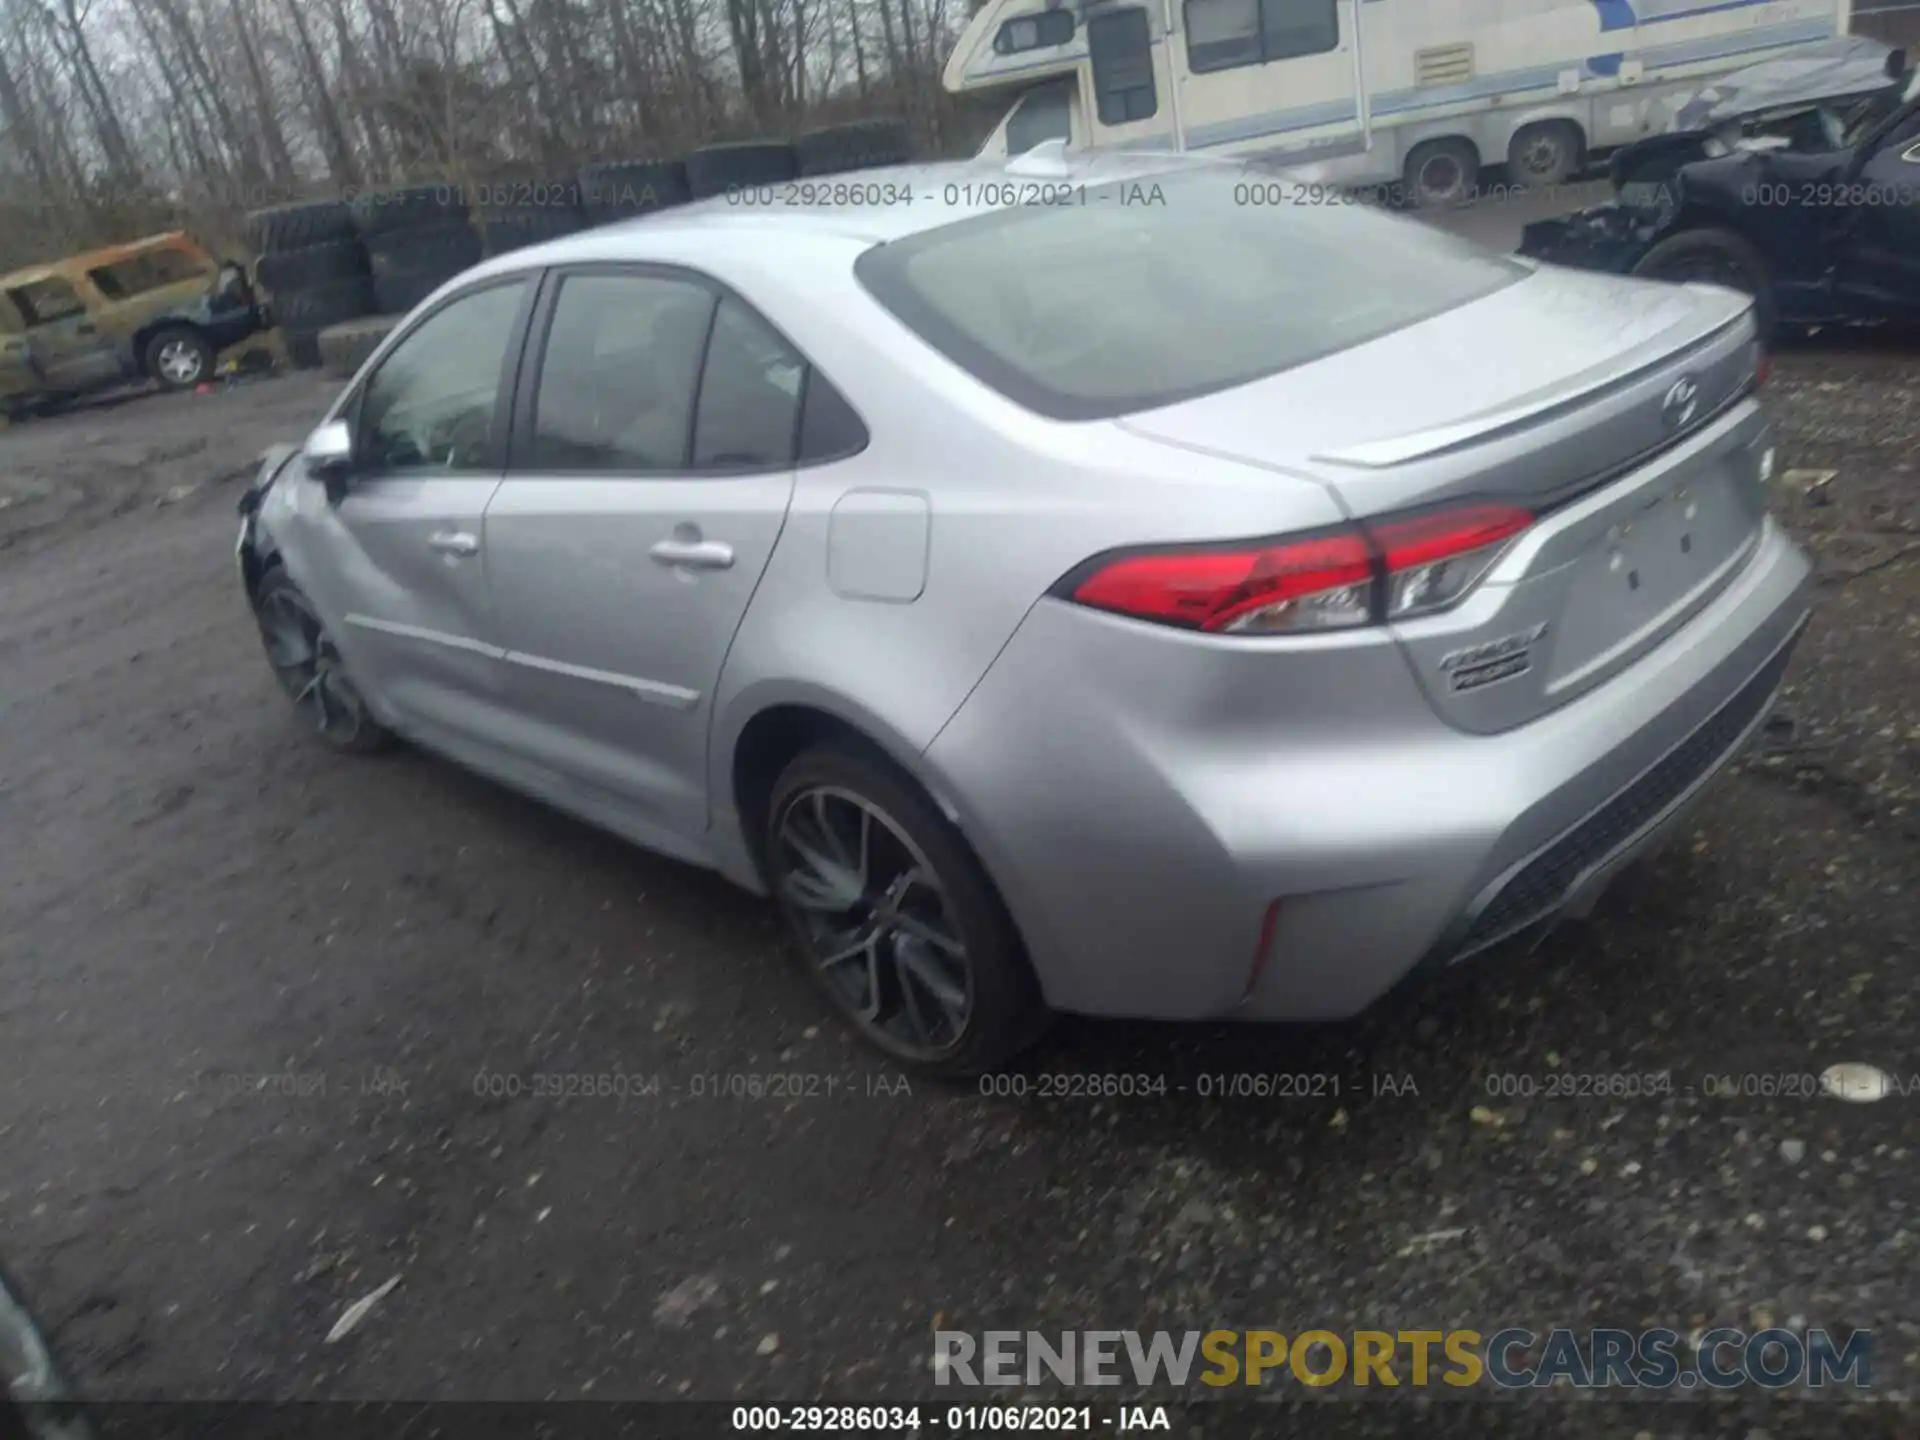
428;530;480;557
650;538;735;570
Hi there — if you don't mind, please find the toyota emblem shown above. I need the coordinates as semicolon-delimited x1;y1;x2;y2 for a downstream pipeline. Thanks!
1663;376;1701;430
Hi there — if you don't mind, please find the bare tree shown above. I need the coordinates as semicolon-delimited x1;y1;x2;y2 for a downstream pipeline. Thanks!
0;0;976;271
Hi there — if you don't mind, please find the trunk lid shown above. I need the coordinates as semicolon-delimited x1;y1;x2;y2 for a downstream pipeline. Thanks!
1117;266;1772;733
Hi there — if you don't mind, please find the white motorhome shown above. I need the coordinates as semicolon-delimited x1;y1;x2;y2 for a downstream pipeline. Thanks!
948;0;1855;203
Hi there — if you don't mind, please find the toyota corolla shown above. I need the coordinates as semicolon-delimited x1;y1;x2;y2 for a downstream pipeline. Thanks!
235;148;1811;1076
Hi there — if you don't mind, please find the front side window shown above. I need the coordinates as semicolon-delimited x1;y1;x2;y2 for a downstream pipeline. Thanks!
7;279;87;327
528;272;715;471
1187;0;1338;73
856;168;1525;421
359;280;526;472
1088;9;1158;126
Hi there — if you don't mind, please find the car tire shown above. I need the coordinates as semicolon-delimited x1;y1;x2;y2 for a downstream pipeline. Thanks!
252;567;393;754
367;224;484;313
794;118;913;176
255;239;370;293
1403;137;1480;208
268;275;376;331
578;158;692;223
246;199;358;254
1631;227;1778;338
143;325;215;389
1506;121;1584;190
350;183;470;240
282;329;324;370
763;742;1049;1078
684;140;799;200
316;315;402;379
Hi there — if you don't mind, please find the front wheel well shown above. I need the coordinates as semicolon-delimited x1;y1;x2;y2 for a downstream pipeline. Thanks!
132;318;203;355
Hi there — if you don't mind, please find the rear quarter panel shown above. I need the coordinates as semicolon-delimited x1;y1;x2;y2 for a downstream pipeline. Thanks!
687;228;1348;842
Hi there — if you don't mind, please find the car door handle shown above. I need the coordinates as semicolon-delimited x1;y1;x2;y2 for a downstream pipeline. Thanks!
428;530;480;557
649;538;735;570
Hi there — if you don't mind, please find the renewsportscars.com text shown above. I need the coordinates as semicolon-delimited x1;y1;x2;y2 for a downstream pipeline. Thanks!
934;1328;1871;1390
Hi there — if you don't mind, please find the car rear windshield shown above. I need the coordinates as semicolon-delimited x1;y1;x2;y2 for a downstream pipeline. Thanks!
854;169;1527;420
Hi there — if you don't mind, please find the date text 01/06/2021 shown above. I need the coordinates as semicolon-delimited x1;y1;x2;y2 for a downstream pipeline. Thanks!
729;1405;1173;1432
721;181;1169;210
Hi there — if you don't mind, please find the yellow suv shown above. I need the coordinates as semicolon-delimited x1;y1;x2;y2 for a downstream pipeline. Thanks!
0;231;263;421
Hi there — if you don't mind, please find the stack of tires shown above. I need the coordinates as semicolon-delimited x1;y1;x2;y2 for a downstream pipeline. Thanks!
578;158;691;225
794;118;913;177
245;200;375;370
349;185;483;316
684;141;799;200
471;176;590;257
316;314;403;380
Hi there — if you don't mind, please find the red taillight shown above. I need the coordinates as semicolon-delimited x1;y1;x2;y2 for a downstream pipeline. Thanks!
1069;530;1375;634
1755;351;1773;389
1061;501;1532;635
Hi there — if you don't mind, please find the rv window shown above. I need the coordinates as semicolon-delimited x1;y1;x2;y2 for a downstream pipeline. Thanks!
854;167;1526;422
995;9;1075;54
1188;0;1337;72
1088;9;1158;125
1007;81;1076;153
1186;0;1260;72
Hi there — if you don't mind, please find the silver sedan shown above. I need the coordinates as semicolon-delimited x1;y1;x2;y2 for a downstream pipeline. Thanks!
236;148;1811;1075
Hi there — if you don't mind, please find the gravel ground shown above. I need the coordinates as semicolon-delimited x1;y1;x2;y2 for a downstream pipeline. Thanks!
0;274;1915;1436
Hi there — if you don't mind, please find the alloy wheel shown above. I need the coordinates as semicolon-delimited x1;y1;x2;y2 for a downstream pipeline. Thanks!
256;587;373;746
156;339;204;386
772;785;973;1058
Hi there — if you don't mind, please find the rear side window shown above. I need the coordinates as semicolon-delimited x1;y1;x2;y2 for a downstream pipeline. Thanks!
692;297;805;469
525;269;864;472
88;247;203;301
798;370;868;462
529;272;715;471
7;278;87;326
855;170;1525;421
1088;9;1157;126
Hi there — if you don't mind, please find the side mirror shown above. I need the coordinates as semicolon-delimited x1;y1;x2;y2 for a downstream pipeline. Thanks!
303;419;355;503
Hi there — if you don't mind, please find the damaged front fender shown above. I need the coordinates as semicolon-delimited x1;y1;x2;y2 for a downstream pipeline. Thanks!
1518;197;1676;274
236;443;300;600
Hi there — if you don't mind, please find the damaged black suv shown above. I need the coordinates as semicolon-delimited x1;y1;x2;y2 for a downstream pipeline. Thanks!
1520;37;1920;337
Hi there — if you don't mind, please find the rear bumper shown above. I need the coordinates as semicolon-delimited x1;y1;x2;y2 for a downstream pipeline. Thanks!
924;517;1811;1022
1416;603;1800;973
